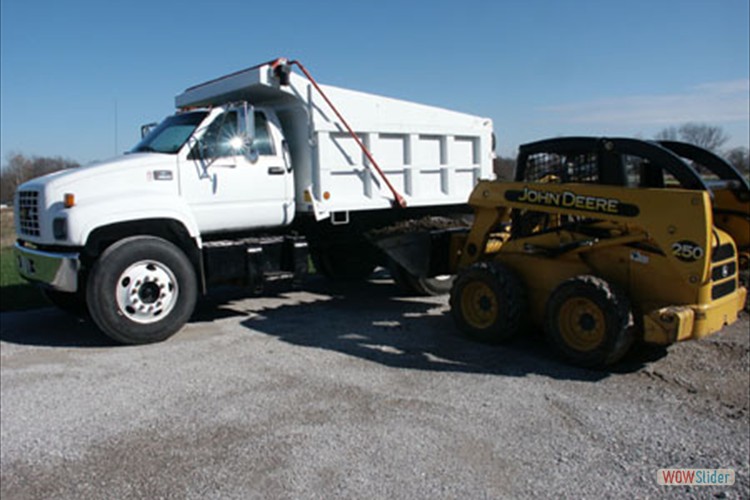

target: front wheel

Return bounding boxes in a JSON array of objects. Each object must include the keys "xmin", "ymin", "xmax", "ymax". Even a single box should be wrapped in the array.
[
  {"xmin": 86, "ymin": 236, "xmax": 197, "ymax": 344},
  {"xmin": 544, "ymin": 275, "xmax": 634, "ymax": 367}
]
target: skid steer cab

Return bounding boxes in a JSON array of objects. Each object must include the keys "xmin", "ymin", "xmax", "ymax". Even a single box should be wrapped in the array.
[{"xmin": 449, "ymin": 137, "xmax": 749, "ymax": 367}]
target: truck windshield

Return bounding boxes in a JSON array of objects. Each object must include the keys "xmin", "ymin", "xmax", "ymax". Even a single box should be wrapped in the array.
[{"xmin": 131, "ymin": 111, "xmax": 208, "ymax": 154}]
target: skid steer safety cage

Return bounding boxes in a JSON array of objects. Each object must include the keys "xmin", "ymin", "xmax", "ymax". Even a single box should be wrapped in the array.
[{"xmin": 523, "ymin": 152, "xmax": 599, "ymax": 184}]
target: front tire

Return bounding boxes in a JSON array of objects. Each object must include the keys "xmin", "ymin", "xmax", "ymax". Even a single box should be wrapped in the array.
[
  {"xmin": 86, "ymin": 236, "xmax": 197, "ymax": 344},
  {"xmin": 544, "ymin": 275, "xmax": 634, "ymax": 367}
]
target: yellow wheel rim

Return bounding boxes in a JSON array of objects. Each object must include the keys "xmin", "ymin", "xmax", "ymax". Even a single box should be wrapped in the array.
[
  {"xmin": 558, "ymin": 297, "xmax": 606, "ymax": 352},
  {"xmin": 460, "ymin": 281, "xmax": 498, "ymax": 329}
]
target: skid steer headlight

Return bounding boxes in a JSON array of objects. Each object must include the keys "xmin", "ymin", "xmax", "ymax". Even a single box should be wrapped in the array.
[{"xmin": 53, "ymin": 217, "xmax": 68, "ymax": 240}]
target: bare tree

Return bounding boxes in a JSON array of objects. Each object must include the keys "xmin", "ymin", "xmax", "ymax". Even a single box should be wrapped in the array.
[
  {"xmin": 677, "ymin": 123, "xmax": 730, "ymax": 152},
  {"xmin": 0, "ymin": 153, "xmax": 79, "ymax": 203},
  {"xmin": 493, "ymin": 156, "xmax": 516, "ymax": 181},
  {"xmin": 654, "ymin": 126, "xmax": 678, "ymax": 142},
  {"xmin": 725, "ymin": 147, "xmax": 750, "ymax": 175},
  {"xmin": 655, "ymin": 123, "xmax": 729, "ymax": 153}
]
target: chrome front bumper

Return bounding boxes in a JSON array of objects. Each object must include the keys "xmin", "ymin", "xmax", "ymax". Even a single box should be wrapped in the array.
[{"xmin": 14, "ymin": 243, "xmax": 80, "ymax": 292}]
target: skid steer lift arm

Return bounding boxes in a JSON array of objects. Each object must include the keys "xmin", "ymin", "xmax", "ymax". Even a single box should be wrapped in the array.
[{"xmin": 457, "ymin": 180, "xmax": 713, "ymax": 285}]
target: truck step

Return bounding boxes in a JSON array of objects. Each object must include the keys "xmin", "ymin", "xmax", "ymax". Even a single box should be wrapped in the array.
[{"xmin": 203, "ymin": 235, "xmax": 308, "ymax": 289}]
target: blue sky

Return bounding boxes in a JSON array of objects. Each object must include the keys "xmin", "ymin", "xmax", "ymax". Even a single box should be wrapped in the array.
[{"xmin": 1, "ymin": 0, "xmax": 748, "ymax": 163}]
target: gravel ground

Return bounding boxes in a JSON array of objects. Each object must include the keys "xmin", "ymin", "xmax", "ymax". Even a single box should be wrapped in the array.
[{"xmin": 1, "ymin": 275, "xmax": 748, "ymax": 499}]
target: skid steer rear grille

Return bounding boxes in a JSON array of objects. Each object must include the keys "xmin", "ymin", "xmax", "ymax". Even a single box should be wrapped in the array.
[
  {"xmin": 712, "ymin": 279, "xmax": 737, "ymax": 300},
  {"xmin": 712, "ymin": 243, "xmax": 734, "ymax": 262},
  {"xmin": 711, "ymin": 262, "xmax": 736, "ymax": 281}
]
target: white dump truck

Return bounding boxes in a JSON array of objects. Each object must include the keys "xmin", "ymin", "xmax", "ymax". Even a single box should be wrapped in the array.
[{"xmin": 14, "ymin": 58, "xmax": 494, "ymax": 343}]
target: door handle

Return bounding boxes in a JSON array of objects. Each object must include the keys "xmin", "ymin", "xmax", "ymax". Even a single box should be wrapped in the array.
[{"xmin": 268, "ymin": 166, "xmax": 285, "ymax": 175}]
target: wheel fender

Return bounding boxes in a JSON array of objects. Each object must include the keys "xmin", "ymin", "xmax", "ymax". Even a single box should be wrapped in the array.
[{"xmin": 67, "ymin": 192, "xmax": 201, "ymax": 246}]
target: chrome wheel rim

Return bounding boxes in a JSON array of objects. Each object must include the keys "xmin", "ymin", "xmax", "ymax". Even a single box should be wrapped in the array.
[{"xmin": 115, "ymin": 260, "xmax": 178, "ymax": 324}]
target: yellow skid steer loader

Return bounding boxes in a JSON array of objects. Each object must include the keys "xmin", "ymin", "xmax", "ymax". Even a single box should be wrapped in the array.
[{"xmin": 430, "ymin": 137, "xmax": 748, "ymax": 367}]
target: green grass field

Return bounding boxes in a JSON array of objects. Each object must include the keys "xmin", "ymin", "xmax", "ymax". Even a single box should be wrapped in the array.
[
  {"xmin": 0, "ymin": 210, "xmax": 48, "ymax": 311},
  {"xmin": 0, "ymin": 248, "xmax": 48, "ymax": 311}
]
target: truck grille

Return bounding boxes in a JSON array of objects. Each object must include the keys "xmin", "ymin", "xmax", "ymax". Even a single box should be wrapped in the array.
[{"xmin": 17, "ymin": 190, "xmax": 40, "ymax": 237}]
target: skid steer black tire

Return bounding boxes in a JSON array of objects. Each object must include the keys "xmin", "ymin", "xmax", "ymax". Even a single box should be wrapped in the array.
[
  {"xmin": 450, "ymin": 261, "xmax": 526, "ymax": 343},
  {"xmin": 545, "ymin": 275, "xmax": 634, "ymax": 368}
]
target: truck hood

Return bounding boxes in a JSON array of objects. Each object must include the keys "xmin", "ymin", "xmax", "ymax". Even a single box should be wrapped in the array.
[
  {"xmin": 15, "ymin": 153, "xmax": 183, "ymax": 245},
  {"xmin": 17, "ymin": 152, "xmax": 180, "ymax": 222},
  {"xmin": 25, "ymin": 153, "xmax": 177, "ymax": 191}
]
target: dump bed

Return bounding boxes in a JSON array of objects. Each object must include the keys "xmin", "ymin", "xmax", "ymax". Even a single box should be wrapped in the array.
[{"xmin": 175, "ymin": 61, "xmax": 494, "ymax": 216}]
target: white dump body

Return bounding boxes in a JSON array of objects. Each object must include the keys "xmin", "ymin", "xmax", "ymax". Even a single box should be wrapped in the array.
[{"xmin": 176, "ymin": 61, "xmax": 494, "ymax": 216}]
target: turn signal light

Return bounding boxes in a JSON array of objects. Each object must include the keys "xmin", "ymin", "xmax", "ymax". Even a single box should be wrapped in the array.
[{"xmin": 64, "ymin": 193, "xmax": 75, "ymax": 208}]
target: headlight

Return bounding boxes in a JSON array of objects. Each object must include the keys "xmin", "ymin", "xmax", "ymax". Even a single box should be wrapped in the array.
[{"xmin": 53, "ymin": 217, "xmax": 68, "ymax": 240}]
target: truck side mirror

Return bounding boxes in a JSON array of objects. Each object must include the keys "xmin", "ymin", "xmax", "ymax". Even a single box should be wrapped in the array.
[
  {"xmin": 140, "ymin": 122, "xmax": 158, "ymax": 139},
  {"xmin": 236, "ymin": 103, "xmax": 259, "ymax": 163},
  {"xmin": 237, "ymin": 103, "xmax": 255, "ymax": 147}
]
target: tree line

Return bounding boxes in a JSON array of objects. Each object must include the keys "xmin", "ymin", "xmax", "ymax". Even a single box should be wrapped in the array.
[
  {"xmin": 0, "ymin": 154, "xmax": 80, "ymax": 204},
  {"xmin": 654, "ymin": 123, "xmax": 749, "ymax": 176},
  {"xmin": 493, "ymin": 123, "xmax": 750, "ymax": 180},
  {"xmin": 1, "ymin": 122, "xmax": 748, "ymax": 203}
]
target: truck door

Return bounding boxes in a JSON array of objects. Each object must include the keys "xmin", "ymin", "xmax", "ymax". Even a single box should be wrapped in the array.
[{"xmin": 180, "ymin": 108, "xmax": 294, "ymax": 233}]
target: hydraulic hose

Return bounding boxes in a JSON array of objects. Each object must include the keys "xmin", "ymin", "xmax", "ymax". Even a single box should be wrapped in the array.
[{"xmin": 272, "ymin": 58, "xmax": 407, "ymax": 208}]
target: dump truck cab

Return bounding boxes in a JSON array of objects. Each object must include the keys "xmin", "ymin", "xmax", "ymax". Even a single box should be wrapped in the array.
[{"xmin": 130, "ymin": 105, "xmax": 296, "ymax": 234}]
